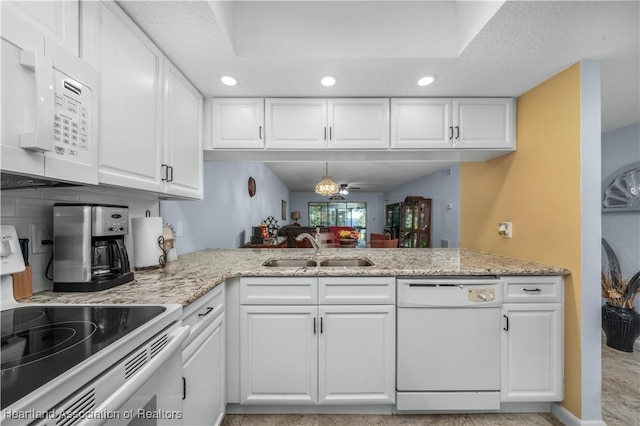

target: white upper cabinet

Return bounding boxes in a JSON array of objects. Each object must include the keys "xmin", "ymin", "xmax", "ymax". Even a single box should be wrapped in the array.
[
  {"xmin": 265, "ymin": 98, "xmax": 328, "ymax": 149},
  {"xmin": 2, "ymin": 0, "xmax": 78, "ymax": 56},
  {"xmin": 328, "ymin": 99, "xmax": 390, "ymax": 149},
  {"xmin": 207, "ymin": 98, "xmax": 264, "ymax": 149},
  {"xmin": 453, "ymin": 98, "xmax": 515, "ymax": 149},
  {"xmin": 391, "ymin": 98, "xmax": 453, "ymax": 149},
  {"xmin": 391, "ymin": 97, "xmax": 515, "ymax": 150},
  {"xmin": 81, "ymin": 0, "xmax": 164, "ymax": 192},
  {"xmin": 265, "ymin": 98, "xmax": 390, "ymax": 150},
  {"xmin": 163, "ymin": 61, "xmax": 203, "ymax": 199}
]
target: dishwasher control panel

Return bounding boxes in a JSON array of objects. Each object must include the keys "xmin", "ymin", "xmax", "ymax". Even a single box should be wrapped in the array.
[
  {"xmin": 396, "ymin": 277, "xmax": 502, "ymax": 307},
  {"xmin": 468, "ymin": 288, "xmax": 496, "ymax": 302}
]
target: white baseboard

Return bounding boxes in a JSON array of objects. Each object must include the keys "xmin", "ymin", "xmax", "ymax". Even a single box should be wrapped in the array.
[{"xmin": 551, "ymin": 403, "xmax": 606, "ymax": 426}]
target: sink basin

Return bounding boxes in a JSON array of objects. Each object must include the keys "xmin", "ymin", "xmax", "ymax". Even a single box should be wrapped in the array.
[
  {"xmin": 319, "ymin": 259, "xmax": 374, "ymax": 267},
  {"xmin": 262, "ymin": 258, "xmax": 375, "ymax": 267},
  {"xmin": 262, "ymin": 259, "xmax": 318, "ymax": 267}
]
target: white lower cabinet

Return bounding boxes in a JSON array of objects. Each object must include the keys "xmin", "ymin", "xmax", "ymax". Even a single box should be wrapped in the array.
[
  {"xmin": 241, "ymin": 305, "xmax": 318, "ymax": 404},
  {"xmin": 182, "ymin": 285, "xmax": 226, "ymax": 425},
  {"xmin": 501, "ymin": 276, "xmax": 563, "ymax": 402},
  {"xmin": 318, "ymin": 305, "xmax": 395, "ymax": 404},
  {"xmin": 239, "ymin": 277, "xmax": 395, "ymax": 406}
]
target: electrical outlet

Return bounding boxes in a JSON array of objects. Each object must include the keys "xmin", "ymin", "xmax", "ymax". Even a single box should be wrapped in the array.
[
  {"xmin": 498, "ymin": 222, "xmax": 513, "ymax": 239},
  {"xmin": 31, "ymin": 223, "xmax": 52, "ymax": 254}
]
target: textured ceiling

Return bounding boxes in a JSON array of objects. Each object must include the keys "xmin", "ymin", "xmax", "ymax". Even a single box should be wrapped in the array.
[{"xmin": 117, "ymin": 0, "xmax": 640, "ymax": 192}]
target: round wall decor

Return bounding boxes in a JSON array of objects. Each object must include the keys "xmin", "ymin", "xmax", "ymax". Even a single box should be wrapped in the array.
[{"xmin": 248, "ymin": 177, "xmax": 256, "ymax": 197}]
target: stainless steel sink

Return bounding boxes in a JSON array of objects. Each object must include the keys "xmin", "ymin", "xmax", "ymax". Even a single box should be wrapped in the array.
[
  {"xmin": 262, "ymin": 258, "xmax": 374, "ymax": 267},
  {"xmin": 319, "ymin": 258, "xmax": 374, "ymax": 267},
  {"xmin": 262, "ymin": 259, "xmax": 318, "ymax": 267}
]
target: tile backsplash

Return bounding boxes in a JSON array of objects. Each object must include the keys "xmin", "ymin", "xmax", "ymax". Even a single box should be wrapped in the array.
[{"xmin": 1, "ymin": 186, "xmax": 160, "ymax": 294}]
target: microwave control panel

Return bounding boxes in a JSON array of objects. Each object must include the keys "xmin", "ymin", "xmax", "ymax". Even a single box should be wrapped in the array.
[{"xmin": 51, "ymin": 69, "xmax": 92, "ymax": 165}]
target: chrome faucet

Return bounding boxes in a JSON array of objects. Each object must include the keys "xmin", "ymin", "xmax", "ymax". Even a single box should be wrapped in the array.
[{"xmin": 295, "ymin": 233, "xmax": 320, "ymax": 254}]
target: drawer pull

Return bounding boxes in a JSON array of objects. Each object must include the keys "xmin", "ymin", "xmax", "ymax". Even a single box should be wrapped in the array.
[
  {"xmin": 198, "ymin": 307, "xmax": 214, "ymax": 317},
  {"xmin": 522, "ymin": 288, "xmax": 542, "ymax": 293}
]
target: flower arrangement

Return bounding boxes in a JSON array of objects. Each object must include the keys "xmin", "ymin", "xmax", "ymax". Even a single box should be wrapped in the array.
[
  {"xmin": 336, "ymin": 229, "xmax": 359, "ymax": 240},
  {"xmin": 602, "ymin": 239, "xmax": 640, "ymax": 309}
]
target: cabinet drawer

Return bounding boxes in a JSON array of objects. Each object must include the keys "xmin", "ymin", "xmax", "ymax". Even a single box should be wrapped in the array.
[
  {"xmin": 502, "ymin": 276, "xmax": 562, "ymax": 303},
  {"xmin": 240, "ymin": 277, "xmax": 317, "ymax": 305},
  {"xmin": 182, "ymin": 284, "xmax": 225, "ymax": 346},
  {"xmin": 319, "ymin": 277, "xmax": 395, "ymax": 304}
]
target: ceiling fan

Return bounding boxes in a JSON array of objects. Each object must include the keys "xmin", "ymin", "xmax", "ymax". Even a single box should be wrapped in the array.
[{"xmin": 339, "ymin": 183, "xmax": 361, "ymax": 195}]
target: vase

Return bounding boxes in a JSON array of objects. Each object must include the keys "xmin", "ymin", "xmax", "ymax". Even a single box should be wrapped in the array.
[{"xmin": 601, "ymin": 304, "xmax": 640, "ymax": 352}]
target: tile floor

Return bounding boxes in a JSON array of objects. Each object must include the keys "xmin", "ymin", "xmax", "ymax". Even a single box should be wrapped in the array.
[
  {"xmin": 222, "ymin": 339, "xmax": 640, "ymax": 426},
  {"xmin": 601, "ymin": 339, "xmax": 640, "ymax": 426}
]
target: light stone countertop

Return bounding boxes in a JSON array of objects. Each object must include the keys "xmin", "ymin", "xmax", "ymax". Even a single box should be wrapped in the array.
[{"xmin": 22, "ymin": 248, "xmax": 570, "ymax": 306}]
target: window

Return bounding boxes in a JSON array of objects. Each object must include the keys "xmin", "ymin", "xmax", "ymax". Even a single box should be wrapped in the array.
[{"xmin": 308, "ymin": 202, "xmax": 367, "ymax": 243}]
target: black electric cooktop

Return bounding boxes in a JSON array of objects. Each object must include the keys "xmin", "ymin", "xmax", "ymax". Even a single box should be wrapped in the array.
[{"xmin": 0, "ymin": 305, "xmax": 166, "ymax": 410}]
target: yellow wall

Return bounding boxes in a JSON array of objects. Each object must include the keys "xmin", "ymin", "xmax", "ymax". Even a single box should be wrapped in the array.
[{"xmin": 460, "ymin": 63, "xmax": 583, "ymax": 416}]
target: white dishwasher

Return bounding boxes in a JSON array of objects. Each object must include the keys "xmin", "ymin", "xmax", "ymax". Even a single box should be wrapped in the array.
[{"xmin": 396, "ymin": 277, "xmax": 502, "ymax": 411}]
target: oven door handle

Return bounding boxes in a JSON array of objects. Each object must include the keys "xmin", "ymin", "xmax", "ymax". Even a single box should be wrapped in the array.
[{"xmin": 85, "ymin": 325, "xmax": 190, "ymax": 425}]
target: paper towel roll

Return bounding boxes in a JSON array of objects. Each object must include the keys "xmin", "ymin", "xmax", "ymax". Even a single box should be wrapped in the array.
[{"xmin": 132, "ymin": 217, "xmax": 163, "ymax": 269}]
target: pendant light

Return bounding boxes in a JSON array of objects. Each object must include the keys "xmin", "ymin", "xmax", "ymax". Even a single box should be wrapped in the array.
[{"xmin": 315, "ymin": 162, "xmax": 339, "ymax": 196}]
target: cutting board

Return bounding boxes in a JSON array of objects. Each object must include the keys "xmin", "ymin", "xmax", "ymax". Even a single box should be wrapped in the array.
[{"xmin": 12, "ymin": 265, "xmax": 33, "ymax": 300}]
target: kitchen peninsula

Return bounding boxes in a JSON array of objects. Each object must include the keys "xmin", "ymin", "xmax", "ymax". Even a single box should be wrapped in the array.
[
  {"xmin": 17, "ymin": 248, "xmax": 569, "ymax": 422},
  {"xmin": 23, "ymin": 248, "xmax": 568, "ymax": 306}
]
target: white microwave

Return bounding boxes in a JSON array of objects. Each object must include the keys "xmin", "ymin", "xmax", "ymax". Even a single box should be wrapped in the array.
[{"xmin": 1, "ymin": 7, "xmax": 99, "ymax": 185}]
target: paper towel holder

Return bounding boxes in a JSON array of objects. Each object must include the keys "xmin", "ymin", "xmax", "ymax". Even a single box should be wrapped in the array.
[{"xmin": 158, "ymin": 236, "xmax": 167, "ymax": 268}]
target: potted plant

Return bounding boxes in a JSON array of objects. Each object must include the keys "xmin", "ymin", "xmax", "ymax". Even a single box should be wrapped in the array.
[{"xmin": 601, "ymin": 239, "xmax": 640, "ymax": 352}]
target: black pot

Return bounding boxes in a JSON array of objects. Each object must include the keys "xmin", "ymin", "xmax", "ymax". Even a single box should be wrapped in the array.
[{"xmin": 602, "ymin": 304, "xmax": 640, "ymax": 352}]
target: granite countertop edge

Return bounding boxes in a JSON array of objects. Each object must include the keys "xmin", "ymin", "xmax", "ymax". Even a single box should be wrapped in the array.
[{"xmin": 21, "ymin": 248, "xmax": 571, "ymax": 307}]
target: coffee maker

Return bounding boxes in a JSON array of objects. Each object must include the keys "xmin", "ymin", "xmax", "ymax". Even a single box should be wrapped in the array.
[{"xmin": 53, "ymin": 204, "xmax": 134, "ymax": 291}]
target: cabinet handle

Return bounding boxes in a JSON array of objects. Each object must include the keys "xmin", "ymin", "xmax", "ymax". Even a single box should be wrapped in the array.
[
  {"xmin": 182, "ymin": 377, "xmax": 186, "ymax": 400},
  {"xmin": 259, "ymin": 126, "xmax": 262, "ymax": 140},
  {"xmin": 329, "ymin": 127, "xmax": 332, "ymax": 142},
  {"xmin": 449, "ymin": 126, "xmax": 454, "ymax": 140},
  {"xmin": 161, "ymin": 164, "xmax": 169, "ymax": 182},
  {"xmin": 503, "ymin": 314, "xmax": 509, "ymax": 331},
  {"xmin": 320, "ymin": 317, "xmax": 323, "ymax": 334},
  {"xmin": 523, "ymin": 288, "xmax": 542, "ymax": 292},
  {"xmin": 198, "ymin": 307, "xmax": 214, "ymax": 317},
  {"xmin": 455, "ymin": 125, "xmax": 460, "ymax": 140},
  {"xmin": 324, "ymin": 127, "xmax": 327, "ymax": 141},
  {"xmin": 168, "ymin": 165, "xmax": 174, "ymax": 182},
  {"xmin": 313, "ymin": 317, "xmax": 316, "ymax": 334}
]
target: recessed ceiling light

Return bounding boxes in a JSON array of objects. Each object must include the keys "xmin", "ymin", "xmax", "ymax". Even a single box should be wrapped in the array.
[
  {"xmin": 418, "ymin": 75, "xmax": 436, "ymax": 86},
  {"xmin": 221, "ymin": 76, "xmax": 237, "ymax": 86},
  {"xmin": 321, "ymin": 76, "xmax": 337, "ymax": 87}
]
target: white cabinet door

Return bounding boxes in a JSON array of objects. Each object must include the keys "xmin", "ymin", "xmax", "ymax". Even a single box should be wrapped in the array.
[
  {"xmin": 208, "ymin": 98, "xmax": 264, "ymax": 149},
  {"xmin": 328, "ymin": 99, "xmax": 390, "ymax": 149},
  {"xmin": 183, "ymin": 314, "xmax": 225, "ymax": 426},
  {"xmin": 81, "ymin": 0, "xmax": 164, "ymax": 192},
  {"xmin": 240, "ymin": 305, "xmax": 318, "ymax": 404},
  {"xmin": 265, "ymin": 98, "xmax": 327, "ymax": 149},
  {"xmin": 318, "ymin": 305, "xmax": 395, "ymax": 405},
  {"xmin": 390, "ymin": 98, "xmax": 453, "ymax": 149},
  {"xmin": 453, "ymin": 98, "xmax": 515, "ymax": 149},
  {"xmin": 1, "ymin": 0, "xmax": 78, "ymax": 56},
  {"xmin": 163, "ymin": 61, "xmax": 203, "ymax": 199},
  {"xmin": 501, "ymin": 303, "xmax": 563, "ymax": 402}
]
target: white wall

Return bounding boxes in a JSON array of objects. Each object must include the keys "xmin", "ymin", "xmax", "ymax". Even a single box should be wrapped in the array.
[
  {"xmin": 384, "ymin": 164, "xmax": 460, "ymax": 247},
  {"xmin": 601, "ymin": 123, "xmax": 640, "ymax": 278},
  {"xmin": 160, "ymin": 162, "xmax": 290, "ymax": 252},
  {"xmin": 1, "ymin": 186, "xmax": 159, "ymax": 293},
  {"xmin": 289, "ymin": 191, "xmax": 385, "ymax": 235}
]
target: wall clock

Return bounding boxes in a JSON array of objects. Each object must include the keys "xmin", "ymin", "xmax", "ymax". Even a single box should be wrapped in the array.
[{"xmin": 248, "ymin": 177, "xmax": 256, "ymax": 197}]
